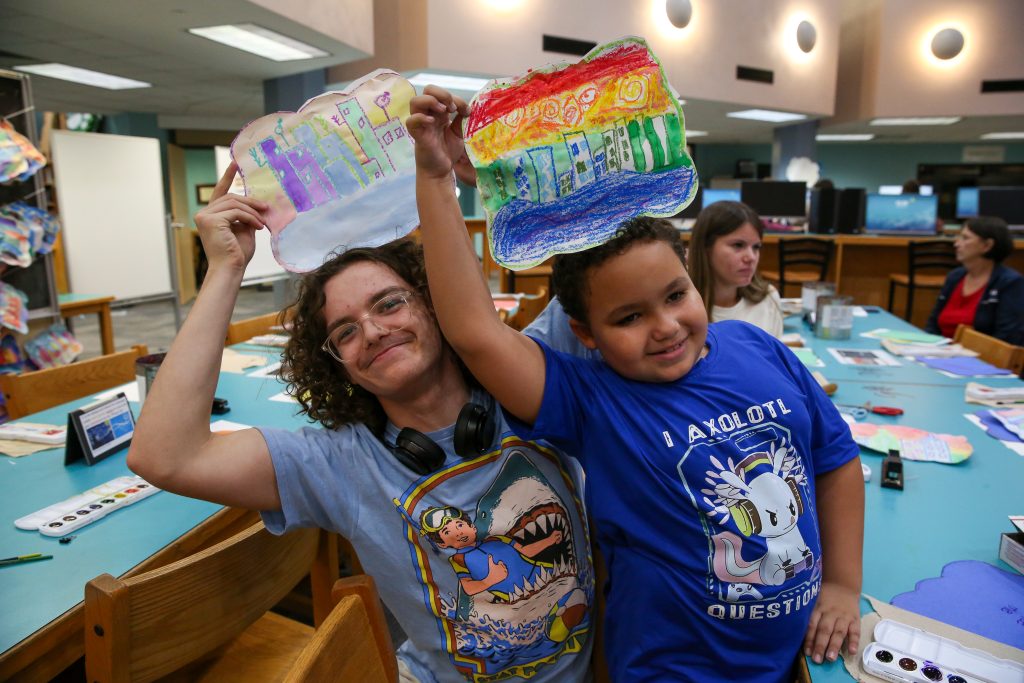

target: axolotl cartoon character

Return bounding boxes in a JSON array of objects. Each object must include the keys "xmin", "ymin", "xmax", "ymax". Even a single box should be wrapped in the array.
[{"xmin": 702, "ymin": 439, "xmax": 815, "ymax": 587}]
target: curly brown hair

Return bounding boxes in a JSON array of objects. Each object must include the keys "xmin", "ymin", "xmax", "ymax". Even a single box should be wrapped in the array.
[
  {"xmin": 281, "ymin": 238, "xmax": 449, "ymax": 434},
  {"xmin": 552, "ymin": 216, "xmax": 687, "ymax": 324}
]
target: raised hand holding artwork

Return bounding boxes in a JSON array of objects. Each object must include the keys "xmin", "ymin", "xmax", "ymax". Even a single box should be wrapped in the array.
[{"xmin": 231, "ymin": 69, "xmax": 419, "ymax": 272}]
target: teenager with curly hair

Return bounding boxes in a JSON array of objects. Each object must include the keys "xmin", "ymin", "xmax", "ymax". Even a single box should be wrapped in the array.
[{"xmin": 128, "ymin": 164, "xmax": 595, "ymax": 683}]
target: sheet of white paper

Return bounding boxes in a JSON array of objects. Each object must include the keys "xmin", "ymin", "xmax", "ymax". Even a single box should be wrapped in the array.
[
  {"xmin": 269, "ymin": 391, "xmax": 298, "ymax": 403},
  {"xmin": 827, "ymin": 348, "xmax": 901, "ymax": 367},
  {"xmin": 95, "ymin": 381, "xmax": 140, "ymax": 403},
  {"xmin": 209, "ymin": 419, "xmax": 251, "ymax": 433}
]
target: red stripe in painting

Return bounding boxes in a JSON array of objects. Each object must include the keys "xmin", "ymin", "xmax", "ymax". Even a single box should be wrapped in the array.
[{"xmin": 466, "ymin": 42, "xmax": 658, "ymax": 136}]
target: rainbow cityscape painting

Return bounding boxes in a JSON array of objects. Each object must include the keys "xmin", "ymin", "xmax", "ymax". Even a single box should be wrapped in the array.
[
  {"xmin": 465, "ymin": 37, "xmax": 698, "ymax": 269},
  {"xmin": 232, "ymin": 70, "xmax": 418, "ymax": 272}
]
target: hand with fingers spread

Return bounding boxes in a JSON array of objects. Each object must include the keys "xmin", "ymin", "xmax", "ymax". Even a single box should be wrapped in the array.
[
  {"xmin": 193, "ymin": 161, "xmax": 269, "ymax": 274},
  {"xmin": 406, "ymin": 85, "xmax": 471, "ymax": 181},
  {"xmin": 803, "ymin": 581, "xmax": 861, "ymax": 664}
]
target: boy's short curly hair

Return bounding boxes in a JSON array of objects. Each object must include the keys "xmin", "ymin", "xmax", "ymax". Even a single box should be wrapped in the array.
[
  {"xmin": 281, "ymin": 239, "xmax": 431, "ymax": 434},
  {"xmin": 551, "ymin": 216, "xmax": 687, "ymax": 324}
]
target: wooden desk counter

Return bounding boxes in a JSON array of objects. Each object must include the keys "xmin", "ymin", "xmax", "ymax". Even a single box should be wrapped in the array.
[{"xmin": 756, "ymin": 234, "xmax": 1024, "ymax": 329}]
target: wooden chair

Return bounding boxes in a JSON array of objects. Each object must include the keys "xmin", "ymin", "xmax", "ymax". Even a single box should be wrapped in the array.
[
  {"xmin": 226, "ymin": 310, "xmax": 290, "ymax": 346},
  {"xmin": 887, "ymin": 240, "xmax": 957, "ymax": 321},
  {"xmin": 954, "ymin": 324, "xmax": 1024, "ymax": 374},
  {"xmin": 283, "ymin": 575, "xmax": 397, "ymax": 683},
  {"xmin": 0, "ymin": 344, "xmax": 147, "ymax": 419},
  {"xmin": 761, "ymin": 238, "xmax": 835, "ymax": 298},
  {"xmin": 466, "ymin": 218, "xmax": 498, "ymax": 283},
  {"xmin": 500, "ymin": 263, "xmax": 553, "ymax": 297},
  {"xmin": 506, "ymin": 288, "xmax": 549, "ymax": 331},
  {"xmin": 84, "ymin": 522, "xmax": 339, "ymax": 683}
]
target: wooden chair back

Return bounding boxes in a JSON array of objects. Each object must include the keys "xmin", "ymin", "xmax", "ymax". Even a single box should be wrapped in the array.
[
  {"xmin": 507, "ymin": 288, "xmax": 549, "ymax": 331},
  {"xmin": 84, "ymin": 523, "xmax": 327, "ymax": 683},
  {"xmin": 283, "ymin": 575, "xmax": 397, "ymax": 683},
  {"xmin": 0, "ymin": 344, "xmax": 148, "ymax": 419},
  {"xmin": 226, "ymin": 310, "xmax": 289, "ymax": 346},
  {"xmin": 776, "ymin": 238, "xmax": 834, "ymax": 294},
  {"xmin": 466, "ymin": 218, "xmax": 498, "ymax": 282},
  {"xmin": 954, "ymin": 324, "xmax": 1024, "ymax": 374},
  {"xmin": 907, "ymin": 239, "xmax": 957, "ymax": 277}
]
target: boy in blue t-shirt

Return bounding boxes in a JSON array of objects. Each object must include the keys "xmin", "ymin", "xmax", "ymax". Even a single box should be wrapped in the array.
[{"xmin": 407, "ymin": 86, "xmax": 864, "ymax": 683}]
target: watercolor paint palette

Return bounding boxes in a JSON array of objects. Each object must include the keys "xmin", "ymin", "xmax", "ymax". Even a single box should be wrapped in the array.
[
  {"xmin": 862, "ymin": 619, "xmax": 1024, "ymax": 683},
  {"xmin": 14, "ymin": 475, "xmax": 160, "ymax": 537}
]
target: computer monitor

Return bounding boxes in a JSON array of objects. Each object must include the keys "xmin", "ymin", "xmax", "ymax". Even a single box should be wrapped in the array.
[
  {"xmin": 878, "ymin": 185, "xmax": 902, "ymax": 195},
  {"xmin": 740, "ymin": 181, "xmax": 807, "ymax": 217},
  {"xmin": 864, "ymin": 194, "xmax": 938, "ymax": 235},
  {"xmin": 702, "ymin": 188, "xmax": 740, "ymax": 207},
  {"xmin": 978, "ymin": 187, "xmax": 1024, "ymax": 227},
  {"xmin": 920, "ymin": 184, "xmax": 934, "ymax": 196},
  {"xmin": 956, "ymin": 187, "xmax": 979, "ymax": 218}
]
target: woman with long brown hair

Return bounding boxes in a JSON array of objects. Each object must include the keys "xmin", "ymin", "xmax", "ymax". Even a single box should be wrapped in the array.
[{"xmin": 687, "ymin": 200, "xmax": 784, "ymax": 337}]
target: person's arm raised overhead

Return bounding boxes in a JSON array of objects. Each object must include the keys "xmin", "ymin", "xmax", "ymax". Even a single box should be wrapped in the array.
[
  {"xmin": 127, "ymin": 163, "xmax": 281, "ymax": 510},
  {"xmin": 406, "ymin": 85, "xmax": 545, "ymax": 425}
]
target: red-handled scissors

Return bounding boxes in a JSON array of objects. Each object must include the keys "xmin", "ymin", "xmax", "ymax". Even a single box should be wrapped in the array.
[{"xmin": 835, "ymin": 402, "xmax": 903, "ymax": 419}]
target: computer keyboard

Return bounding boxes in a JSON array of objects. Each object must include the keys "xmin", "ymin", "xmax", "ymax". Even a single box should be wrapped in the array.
[{"xmin": 14, "ymin": 475, "xmax": 160, "ymax": 537}]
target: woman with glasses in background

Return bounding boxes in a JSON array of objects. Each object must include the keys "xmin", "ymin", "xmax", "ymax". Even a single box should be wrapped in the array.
[
  {"xmin": 925, "ymin": 216, "xmax": 1023, "ymax": 346},
  {"xmin": 128, "ymin": 164, "xmax": 595, "ymax": 683}
]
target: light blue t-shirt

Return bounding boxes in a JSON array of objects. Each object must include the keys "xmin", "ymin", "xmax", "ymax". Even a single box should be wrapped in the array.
[
  {"xmin": 507, "ymin": 320, "xmax": 861, "ymax": 683},
  {"xmin": 259, "ymin": 310, "xmax": 595, "ymax": 683}
]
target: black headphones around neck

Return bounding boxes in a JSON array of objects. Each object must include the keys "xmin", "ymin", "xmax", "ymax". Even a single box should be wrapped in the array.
[{"xmin": 391, "ymin": 401, "xmax": 496, "ymax": 476}]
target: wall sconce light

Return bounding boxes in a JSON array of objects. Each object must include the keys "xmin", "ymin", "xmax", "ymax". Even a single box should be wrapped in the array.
[
  {"xmin": 665, "ymin": 0, "xmax": 693, "ymax": 29},
  {"xmin": 796, "ymin": 20, "xmax": 817, "ymax": 53},
  {"xmin": 931, "ymin": 27, "xmax": 964, "ymax": 60}
]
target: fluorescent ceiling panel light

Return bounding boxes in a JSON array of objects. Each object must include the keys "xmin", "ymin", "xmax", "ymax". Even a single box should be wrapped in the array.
[
  {"xmin": 726, "ymin": 109, "xmax": 807, "ymax": 123},
  {"xmin": 188, "ymin": 24, "xmax": 328, "ymax": 61},
  {"xmin": 408, "ymin": 72, "xmax": 490, "ymax": 92},
  {"xmin": 686, "ymin": 130, "xmax": 708, "ymax": 137},
  {"xmin": 14, "ymin": 63, "xmax": 150, "ymax": 90},
  {"xmin": 816, "ymin": 133, "xmax": 875, "ymax": 141},
  {"xmin": 870, "ymin": 117, "xmax": 961, "ymax": 126},
  {"xmin": 981, "ymin": 131, "xmax": 1024, "ymax": 140}
]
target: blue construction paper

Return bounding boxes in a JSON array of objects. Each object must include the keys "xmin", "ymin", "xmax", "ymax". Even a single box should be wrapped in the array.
[
  {"xmin": 919, "ymin": 356, "xmax": 1014, "ymax": 376},
  {"xmin": 890, "ymin": 560, "xmax": 1024, "ymax": 649},
  {"xmin": 975, "ymin": 410, "xmax": 1024, "ymax": 443}
]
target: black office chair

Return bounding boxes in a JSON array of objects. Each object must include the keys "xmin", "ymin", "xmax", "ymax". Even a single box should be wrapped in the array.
[
  {"xmin": 887, "ymin": 240, "xmax": 957, "ymax": 321},
  {"xmin": 761, "ymin": 238, "xmax": 835, "ymax": 298}
]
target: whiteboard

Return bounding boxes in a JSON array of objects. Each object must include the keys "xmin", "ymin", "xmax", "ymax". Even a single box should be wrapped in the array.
[
  {"xmin": 215, "ymin": 146, "xmax": 287, "ymax": 283},
  {"xmin": 51, "ymin": 130, "xmax": 172, "ymax": 300}
]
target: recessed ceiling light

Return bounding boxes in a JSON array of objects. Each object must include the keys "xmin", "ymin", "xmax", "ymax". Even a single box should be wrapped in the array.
[
  {"xmin": 407, "ymin": 72, "xmax": 491, "ymax": 92},
  {"xmin": 870, "ymin": 117, "xmax": 961, "ymax": 126},
  {"xmin": 188, "ymin": 24, "xmax": 328, "ymax": 61},
  {"xmin": 14, "ymin": 63, "xmax": 151, "ymax": 90},
  {"xmin": 726, "ymin": 109, "xmax": 807, "ymax": 123},
  {"xmin": 980, "ymin": 131, "xmax": 1024, "ymax": 140},
  {"xmin": 686, "ymin": 130, "xmax": 708, "ymax": 137},
  {"xmin": 816, "ymin": 134, "xmax": 875, "ymax": 141}
]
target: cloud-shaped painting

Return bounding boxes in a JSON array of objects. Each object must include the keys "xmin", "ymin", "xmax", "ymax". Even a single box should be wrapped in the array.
[
  {"xmin": 232, "ymin": 69, "xmax": 418, "ymax": 272},
  {"xmin": 465, "ymin": 36, "xmax": 698, "ymax": 270}
]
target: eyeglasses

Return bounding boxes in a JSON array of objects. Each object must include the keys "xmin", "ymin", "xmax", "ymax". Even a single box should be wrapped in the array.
[
  {"xmin": 321, "ymin": 290, "xmax": 415, "ymax": 363},
  {"xmin": 419, "ymin": 506, "xmax": 465, "ymax": 534}
]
